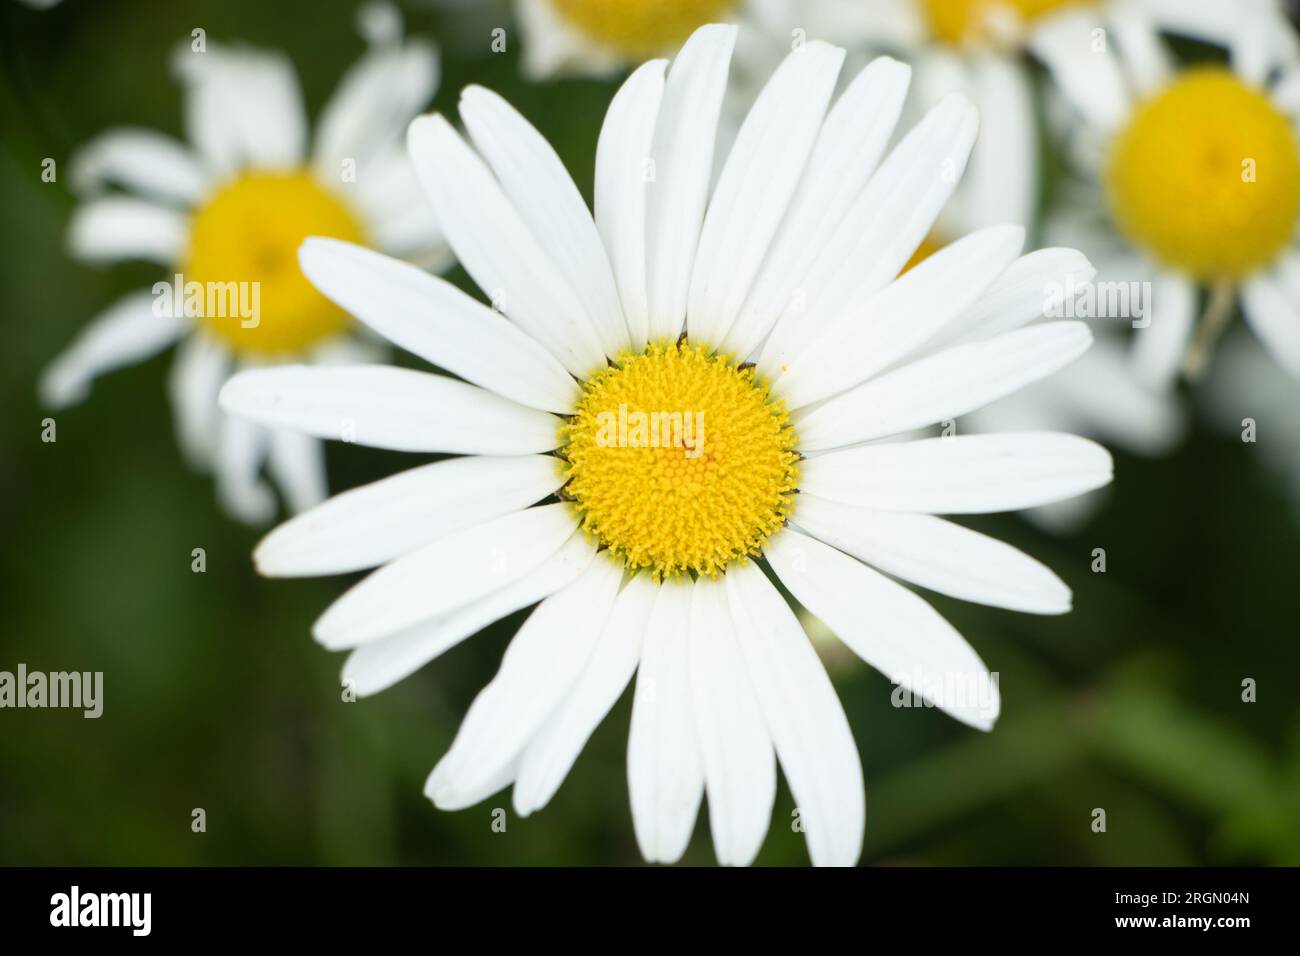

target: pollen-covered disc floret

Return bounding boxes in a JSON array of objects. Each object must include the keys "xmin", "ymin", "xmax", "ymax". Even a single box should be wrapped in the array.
[
  {"xmin": 185, "ymin": 172, "xmax": 367, "ymax": 355},
  {"xmin": 1106, "ymin": 67, "xmax": 1300, "ymax": 281},
  {"xmin": 560, "ymin": 340, "xmax": 799, "ymax": 580},
  {"xmin": 551, "ymin": 0, "xmax": 737, "ymax": 59},
  {"xmin": 920, "ymin": 0, "xmax": 1089, "ymax": 46}
]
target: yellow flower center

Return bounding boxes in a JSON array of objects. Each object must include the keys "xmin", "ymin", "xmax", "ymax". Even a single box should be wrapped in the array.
[
  {"xmin": 1106, "ymin": 68, "xmax": 1300, "ymax": 281},
  {"xmin": 183, "ymin": 172, "xmax": 366, "ymax": 355},
  {"xmin": 550, "ymin": 0, "xmax": 737, "ymax": 59},
  {"xmin": 560, "ymin": 340, "xmax": 799, "ymax": 580},
  {"xmin": 920, "ymin": 0, "xmax": 1088, "ymax": 47}
]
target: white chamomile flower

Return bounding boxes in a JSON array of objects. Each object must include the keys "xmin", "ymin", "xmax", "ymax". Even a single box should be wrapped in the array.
[
  {"xmin": 1033, "ymin": 3, "xmax": 1300, "ymax": 386},
  {"xmin": 221, "ymin": 24, "xmax": 1112, "ymax": 866},
  {"xmin": 40, "ymin": 4, "xmax": 446, "ymax": 524}
]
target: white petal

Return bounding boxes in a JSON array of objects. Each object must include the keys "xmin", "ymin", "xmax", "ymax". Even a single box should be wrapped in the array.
[
  {"xmin": 723, "ymin": 560, "xmax": 863, "ymax": 867},
  {"xmin": 765, "ymin": 528, "xmax": 1001, "ymax": 731},
  {"xmin": 256, "ymin": 455, "xmax": 563, "ymax": 577},
  {"xmin": 214, "ymin": 413, "xmax": 276, "ymax": 525},
  {"xmin": 643, "ymin": 24, "xmax": 738, "ymax": 342},
  {"xmin": 627, "ymin": 578, "xmax": 704, "ymax": 864},
  {"xmin": 41, "ymin": 290, "xmax": 187, "ymax": 408},
  {"xmin": 595, "ymin": 60, "xmax": 667, "ymax": 347},
  {"xmin": 406, "ymin": 113, "xmax": 606, "ymax": 376},
  {"xmin": 793, "ymin": 495, "xmax": 1071, "ymax": 614},
  {"xmin": 513, "ymin": 573, "xmax": 656, "ymax": 816},
  {"xmin": 460, "ymin": 85, "xmax": 629, "ymax": 358},
  {"xmin": 266, "ymin": 429, "xmax": 327, "ymax": 514},
  {"xmin": 800, "ymin": 432, "xmax": 1114, "ymax": 514},
  {"xmin": 218, "ymin": 365, "xmax": 561, "ymax": 454},
  {"xmin": 425, "ymin": 554, "xmax": 623, "ymax": 809},
  {"xmin": 70, "ymin": 128, "xmax": 208, "ymax": 205},
  {"xmin": 688, "ymin": 578, "xmax": 775, "ymax": 867},
  {"xmin": 175, "ymin": 43, "xmax": 307, "ymax": 173},
  {"xmin": 67, "ymin": 198, "xmax": 188, "ymax": 266},
  {"xmin": 298, "ymin": 238, "xmax": 577, "ymax": 413},
  {"xmin": 342, "ymin": 531, "xmax": 596, "ymax": 697},
  {"xmin": 313, "ymin": 502, "xmax": 578, "ymax": 648},
  {"xmin": 1110, "ymin": 7, "xmax": 1172, "ymax": 95},
  {"xmin": 1242, "ymin": 269, "xmax": 1300, "ymax": 379},
  {"xmin": 312, "ymin": 36, "xmax": 439, "ymax": 179},
  {"xmin": 347, "ymin": 146, "xmax": 446, "ymax": 263},
  {"xmin": 952, "ymin": 54, "xmax": 1037, "ymax": 232},
  {"xmin": 1131, "ymin": 270, "xmax": 1196, "ymax": 390},
  {"xmin": 721, "ymin": 55, "xmax": 911, "ymax": 360},
  {"xmin": 796, "ymin": 321, "xmax": 1094, "ymax": 450},
  {"xmin": 758, "ymin": 93, "xmax": 979, "ymax": 379},
  {"xmin": 167, "ymin": 331, "xmax": 229, "ymax": 469},
  {"xmin": 1029, "ymin": 10, "xmax": 1131, "ymax": 131},
  {"xmin": 938, "ymin": 247, "xmax": 1097, "ymax": 347},
  {"xmin": 686, "ymin": 41, "xmax": 844, "ymax": 347},
  {"xmin": 773, "ymin": 225, "xmax": 1025, "ymax": 409}
]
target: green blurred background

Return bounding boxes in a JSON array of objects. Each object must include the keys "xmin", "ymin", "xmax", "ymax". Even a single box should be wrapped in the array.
[{"xmin": 1, "ymin": 0, "xmax": 1297, "ymax": 866}]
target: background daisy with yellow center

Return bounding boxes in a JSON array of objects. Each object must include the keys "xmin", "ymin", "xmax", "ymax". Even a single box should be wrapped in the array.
[
  {"xmin": 1032, "ymin": 1, "xmax": 1300, "ymax": 387},
  {"xmin": 40, "ymin": 3, "xmax": 447, "ymax": 523},
  {"xmin": 221, "ymin": 24, "xmax": 1113, "ymax": 866}
]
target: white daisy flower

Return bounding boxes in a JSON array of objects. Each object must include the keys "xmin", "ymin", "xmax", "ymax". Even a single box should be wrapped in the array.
[
  {"xmin": 40, "ymin": 4, "xmax": 446, "ymax": 523},
  {"xmin": 220, "ymin": 24, "xmax": 1112, "ymax": 866},
  {"xmin": 1032, "ymin": 3, "xmax": 1300, "ymax": 386},
  {"xmin": 514, "ymin": 0, "xmax": 887, "ymax": 80}
]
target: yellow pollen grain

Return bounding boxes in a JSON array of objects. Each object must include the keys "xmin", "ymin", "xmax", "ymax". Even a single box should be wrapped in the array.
[
  {"xmin": 1105, "ymin": 68, "xmax": 1300, "ymax": 281},
  {"xmin": 920, "ymin": 0, "xmax": 1090, "ymax": 46},
  {"xmin": 560, "ymin": 340, "xmax": 799, "ymax": 580},
  {"xmin": 183, "ymin": 172, "xmax": 366, "ymax": 356},
  {"xmin": 551, "ymin": 0, "xmax": 737, "ymax": 59}
]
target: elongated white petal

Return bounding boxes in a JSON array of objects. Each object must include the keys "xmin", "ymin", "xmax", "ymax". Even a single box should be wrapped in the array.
[
  {"xmin": 1030, "ymin": 10, "xmax": 1131, "ymax": 131},
  {"xmin": 406, "ymin": 113, "xmax": 606, "ymax": 376},
  {"xmin": 41, "ymin": 290, "xmax": 188, "ymax": 409},
  {"xmin": 628, "ymin": 579, "xmax": 703, "ymax": 863},
  {"xmin": 939, "ymin": 247, "xmax": 1097, "ymax": 347},
  {"xmin": 514, "ymin": 574, "xmax": 656, "ymax": 816},
  {"xmin": 595, "ymin": 60, "xmax": 667, "ymax": 346},
  {"xmin": 256, "ymin": 455, "xmax": 562, "ymax": 577},
  {"xmin": 214, "ymin": 413, "xmax": 275, "ymax": 525},
  {"xmin": 766, "ymin": 528, "xmax": 1000, "ymax": 731},
  {"xmin": 298, "ymin": 239, "xmax": 577, "ymax": 413},
  {"xmin": 686, "ymin": 41, "xmax": 844, "ymax": 347},
  {"xmin": 644, "ymin": 24, "xmax": 738, "ymax": 341},
  {"xmin": 425, "ymin": 554, "xmax": 623, "ymax": 809},
  {"xmin": 266, "ymin": 429, "xmax": 327, "ymax": 514},
  {"xmin": 800, "ymin": 432, "xmax": 1114, "ymax": 514},
  {"xmin": 67, "ymin": 198, "xmax": 188, "ymax": 266},
  {"xmin": 1132, "ymin": 270, "xmax": 1196, "ymax": 390},
  {"xmin": 794, "ymin": 495, "xmax": 1071, "ymax": 614},
  {"xmin": 954, "ymin": 54, "xmax": 1037, "ymax": 232},
  {"xmin": 774, "ymin": 225, "xmax": 1024, "ymax": 408},
  {"xmin": 167, "ymin": 331, "xmax": 229, "ymax": 469},
  {"xmin": 722, "ymin": 56, "xmax": 911, "ymax": 359},
  {"xmin": 313, "ymin": 37, "xmax": 439, "ymax": 178},
  {"xmin": 796, "ymin": 321, "xmax": 1093, "ymax": 450},
  {"xmin": 758, "ymin": 93, "xmax": 978, "ymax": 379},
  {"xmin": 342, "ymin": 532, "xmax": 596, "ymax": 696},
  {"xmin": 460, "ymin": 85, "xmax": 629, "ymax": 358},
  {"xmin": 71, "ymin": 128, "xmax": 208, "ymax": 204},
  {"xmin": 689, "ymin": 578, "xmax": 775, "ymax": 867},
  {"xmin": 175, "ymin": 44, "xmax": 307, "ymax": 173},
  {"xmin": 1242, "ymin": 269, "xmax": 1300, "ymax": 379},
  {"xmin": 218, "ymin": 365, "xmax": 561, "ymax": 454},
  {"xmin": 313, "ymin": 502, "xmax": 578, "ymax": 648},
  {"xmin": 724, "ymin": 560, "xmax": 863, "ymax": 867}
]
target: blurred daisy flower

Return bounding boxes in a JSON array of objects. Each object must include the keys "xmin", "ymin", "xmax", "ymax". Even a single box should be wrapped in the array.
[
  {"xmin": 514, "ymin": 0, "xmax": 880, "ymax": 80},
  {"xmin": 41, "ymin": 3, "xmax": 446, "ymax": 523},
  {"xmin": 1033, "ymin": 2, "xmax": 1300, "ymax": 386},
  {"xmin": 221, "ymin": 24, "xmax": 1111, "ymax": 866}
]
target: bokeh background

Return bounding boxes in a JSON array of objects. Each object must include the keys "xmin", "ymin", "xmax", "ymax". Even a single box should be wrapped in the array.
[{"xmin": 1, "ymin": 0, "xmax": 1297, "ymax": 866}]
